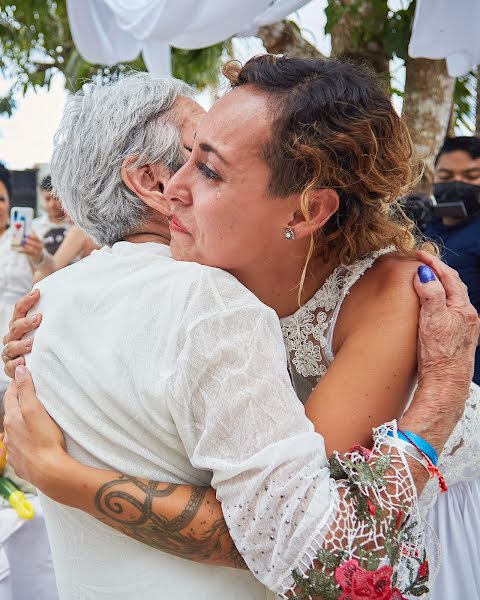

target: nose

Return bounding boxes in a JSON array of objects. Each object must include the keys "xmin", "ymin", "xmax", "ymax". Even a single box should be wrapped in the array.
[{"xmin": 164, "ymin": 161, "xmax": 193, "ymax": 212}]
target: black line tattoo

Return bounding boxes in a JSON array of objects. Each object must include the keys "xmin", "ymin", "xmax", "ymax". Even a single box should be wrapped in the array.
[{"xmin": 94, "ymin": 475, "xmax": 246, "ymax": 568}]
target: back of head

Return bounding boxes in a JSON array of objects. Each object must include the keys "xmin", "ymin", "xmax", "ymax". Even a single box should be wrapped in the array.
[
  {"xmin": 224, "ymin": 55, "xmax": 423, "ymax": 264},
  {"xmin": 51, "ymin": 72, "xmax": 193, "ymax": 245},
  {"xmin": 0, "ymin": 162, "xmax": 12, "ymax": 200}
]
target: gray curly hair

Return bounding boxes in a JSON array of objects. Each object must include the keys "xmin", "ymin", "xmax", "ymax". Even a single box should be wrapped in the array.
[{"xmin": 50, "ymin": 71, "xmax": 193, "ymax": 245}]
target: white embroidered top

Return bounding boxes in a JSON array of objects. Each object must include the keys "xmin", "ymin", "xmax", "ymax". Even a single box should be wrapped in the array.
[
  {"xmin": 280, "ymin": 248, "xmax": 480, "ymax": 517},
  {"xmin": 27, "ymin": 242, "xmax": 423, "ymax": 599}
]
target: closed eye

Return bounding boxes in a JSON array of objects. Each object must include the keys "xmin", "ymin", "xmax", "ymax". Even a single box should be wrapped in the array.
[{"xmin": 195, "ymin": 160, "xmax": 220, "ymax": 181}]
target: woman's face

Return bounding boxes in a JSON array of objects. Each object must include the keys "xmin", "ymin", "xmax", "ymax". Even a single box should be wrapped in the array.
[
  {"xmin": 165, "ymin": 87, "xmax": 298, "ymax": 273},
  {"xmin": 0, "ymin": 181, "xmax": 10, "ymax": 231}
]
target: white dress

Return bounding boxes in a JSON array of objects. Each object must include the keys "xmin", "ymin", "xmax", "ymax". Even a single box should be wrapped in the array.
[
  {"xmin": 281, "ymin": 249, "xmax": 480, "ymax": 600},
  {"xmin": 27, "ymin": 241, "xmax": 425, "ymax": 599},
  {"xmin": 0, "ymin": 228, "xmax": 34, "ymax": 394}
]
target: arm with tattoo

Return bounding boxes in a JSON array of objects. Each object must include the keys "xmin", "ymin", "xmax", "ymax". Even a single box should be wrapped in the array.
[{"xmin": 41, "ymin": 454, "xmax": 245, "ymax": 568}]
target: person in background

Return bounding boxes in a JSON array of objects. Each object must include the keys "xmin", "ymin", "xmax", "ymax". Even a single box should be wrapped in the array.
[
  {"xmin": 401, "ymin": 193, "xmax": 434, "ymax": 233},
  {"xmin": 34, "ymin": 225, "xmax": 100, "ymax": 282},
  {"xmin": 0, "ymin": 164, "xmax": 57, "ymax": 600},
  {"xmin": 425, "ymin": 136, "xmax": 480, "ymax": 385},
  {"xmin": 32, "ymin": 175, "xmax": 71, "ymax": 255},
  {"xmin": 0, "ymin": 162, "xmax": 44, "ymax": 399}
]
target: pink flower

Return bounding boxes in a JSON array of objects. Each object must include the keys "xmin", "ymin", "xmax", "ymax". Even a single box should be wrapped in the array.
[
  {"xmin": 335, "ymin": 559, "xmax": 406, "ymax": 600},
  {"xmin": 349, "ymin": 445, "xmax": 373, "ymax": 460}
]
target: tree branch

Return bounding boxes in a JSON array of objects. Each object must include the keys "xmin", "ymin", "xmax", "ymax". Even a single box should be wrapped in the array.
[{"xmin": 256, "ymin": 20, "xmax": 324, "ymax": 59}]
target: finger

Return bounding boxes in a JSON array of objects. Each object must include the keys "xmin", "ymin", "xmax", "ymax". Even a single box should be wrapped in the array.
[
  {"xmin": 26, "ymin": 233, "xmax": 41, "ymax": 243},
  {"xmin": 23, "ymin": 238, "xmax": 42, "ymax": 250},
  {"xmin": 2, "ymin": 338, "xmax": 33, "ymax": 364},
  {"xmin": 5, "ymin": 357, "xmax": 25, "ymax": 380},
  {"xmin": 5, "ymin": 290, "xmax": 40, "ymax": 341},
  {"xmin": 413, "ymin": 265, "xmax": 447, "ymax": 310},
  {"xmin": 4, "ymin": 313, "xmax": 42, "ymax": 345},
  {"xmin": 3, "ymin": 380, "xmax": 20, "ymax": 419},
  {"xmin": 416, "ymin": 251, "xmax": 465, "ymax": 305},
  {"xmin": 14, "ymin": 366, "xmax": 40, "ymax": 422}
]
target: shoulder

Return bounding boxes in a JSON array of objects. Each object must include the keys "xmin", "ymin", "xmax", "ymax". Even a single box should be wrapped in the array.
[
  {"xmin": 181, "ymin": 261, "xmax": 272, "ymax": 317},
  {"xmin": 335, "ymin": 252, "xmax": 422, "ymax": 345}
]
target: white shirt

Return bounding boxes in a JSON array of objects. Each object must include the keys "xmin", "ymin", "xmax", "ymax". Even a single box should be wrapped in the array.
[
  {"xmin": 27, "ymin": 242, "xmax": 334, "ymax": 599},
  {"xmin": 0, "ymin": 228, "xmax": 33, "ymax": 392}
]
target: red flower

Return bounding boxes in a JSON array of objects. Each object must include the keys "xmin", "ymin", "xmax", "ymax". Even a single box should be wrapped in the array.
[
  {"xmin": 349, "ymin": 445, "xmax": 373, "ymax": 460},
  {"xmin": 367, "ymin": 499, "xmax": 377, "ymax": 517},
  {"xmin": 335, "ymin": 559, "xmax": 407, "ymax": 600},
  {"xmin": 395, "ymin": 510, "xmax": 404, "ymax": 530},
  {"xmin": 418, "ymin": 561, "xmax": 429, "ymax": 580}
]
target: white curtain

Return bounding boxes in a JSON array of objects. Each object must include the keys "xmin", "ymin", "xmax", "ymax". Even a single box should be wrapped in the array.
[
  {"xmin": 66, "ymin": 0, "xmax": 312, "ymax": 76},
  {"xmin": 409, "ymin": 0, "xmax": 480, "ymax": 77}
]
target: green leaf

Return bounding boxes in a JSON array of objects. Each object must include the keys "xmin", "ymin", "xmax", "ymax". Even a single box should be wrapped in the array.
[
  {"xmin": 316, "ymin": 548, "xmax": 344, "ymax": 570},
  {"xmin": 306, "ymin": 569, "xmax": 341, "ymax": 600},
  {"xmin": 329, "ymin": 455, "xmax": 347, "ymax": 480},
  {"xmin": 410, "ymin": 585, "xmax": 430, "ymax": 597},
  {"xmin": 325, "ymin": 1, "xmax": 347, "ymax": 35}
]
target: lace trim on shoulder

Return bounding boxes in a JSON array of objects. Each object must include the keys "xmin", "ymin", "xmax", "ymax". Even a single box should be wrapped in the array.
[{"xmin": 281, "ymin": 247, "xmax": 395, "ymax": 388}]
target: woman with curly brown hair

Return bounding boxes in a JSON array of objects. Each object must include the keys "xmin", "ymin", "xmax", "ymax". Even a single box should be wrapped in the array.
[{"xmin": 2, "ymin": 57, "xmax": 479, "ymax": 599}]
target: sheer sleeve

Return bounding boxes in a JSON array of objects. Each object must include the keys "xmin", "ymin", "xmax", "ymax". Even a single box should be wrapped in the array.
[
  {"xmin": 167, "ymin": 294, "xmax": 429, "ymax": 598},
  {"xmin": 419, "ymin": 382, "xmax": 480, "ymax": 515}
]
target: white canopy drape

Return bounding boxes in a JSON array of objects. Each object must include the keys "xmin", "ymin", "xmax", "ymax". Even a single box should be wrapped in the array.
[
  {"xmin": 66, "ymin": 0, "xmax": 312, "ymax": 76},
  {"xmin": 409, "ymin": 0, "xmax": 480, "ymax": 77}
]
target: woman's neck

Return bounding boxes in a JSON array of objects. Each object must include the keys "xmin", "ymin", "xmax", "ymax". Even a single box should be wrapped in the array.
[{"xmin": 232, "ymin": 250, "xmax": 339, "ymax": 319}]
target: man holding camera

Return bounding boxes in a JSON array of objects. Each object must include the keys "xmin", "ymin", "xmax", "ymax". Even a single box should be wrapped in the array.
[{"xmin": 426, "ymin": 136, "xmax": 480, "ymax": 384}]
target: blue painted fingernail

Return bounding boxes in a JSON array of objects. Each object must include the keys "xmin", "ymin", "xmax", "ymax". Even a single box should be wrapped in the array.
[{"xmin": 418, "ymin": 265, "xmax": 436, "ymax": 283}]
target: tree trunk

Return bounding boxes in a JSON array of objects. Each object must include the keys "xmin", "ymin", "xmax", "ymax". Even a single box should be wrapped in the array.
[
  {"xmin": 256, "ymin": 20, "xmax": 324, "ymax": 59},
  {"xmin": 329, "ymin": 0, "xmax": 390, "ymax": 84},
  {"xmin": 447, "ymin": 101, "xmax": 456, "ymax": 138},
  {"xmin": 403, "ymin": 57, "xmax": 455, "ymax": 192},
  {"xmin": 476, "ymin": 66, "xmax": 480, "ymax": 135}
]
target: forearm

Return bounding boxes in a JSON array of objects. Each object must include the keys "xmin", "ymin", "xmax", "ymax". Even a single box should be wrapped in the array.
[
  {"xmin": 38, "ymin": 453, "xmax": 245, "ymax": 569},
  {"xmin": 33, "ymin": 251, "xmax": 55, "ymax": 280},
  {"xmin": 400, "ymin": 378, "xmax": 465, "ymax": 460}
]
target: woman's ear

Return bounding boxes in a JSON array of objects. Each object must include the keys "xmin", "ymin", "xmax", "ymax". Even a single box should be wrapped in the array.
[
  {"xmin": 287, "ymin": 189, "xmax": 339, "ymax": 239},
  {"xmin": 121, "ymin": 158, "xmax": 172, "ymax": 217}
]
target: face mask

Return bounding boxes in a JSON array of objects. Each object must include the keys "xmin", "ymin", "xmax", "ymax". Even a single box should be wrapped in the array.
[{"xmin": 433, "ymin": 181, "xmax": 480, "ymax": 218}]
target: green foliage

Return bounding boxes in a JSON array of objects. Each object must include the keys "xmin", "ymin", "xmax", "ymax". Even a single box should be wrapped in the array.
[
  {"xmin": 172, "ymin": 42, "xmax": 233, "ymax": 91},
  {"xmin": 452, "ymin": 70, "xmax": 477, "ymax": 133},
  {"xmin": 325, "ymin": 0, "xmax": 415, "ymax": 63},
  {"xmin": 383, "ymin": 5, "xmax": 416, "ymax": 62},
  {"xmin": 0, "ymin": 0, "xmax": 230, "ymax": 115}
]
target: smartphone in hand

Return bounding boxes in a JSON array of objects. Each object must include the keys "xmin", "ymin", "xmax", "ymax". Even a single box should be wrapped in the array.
[{"xmin": 10, "ymin": 207, "xmax": 34, "ymax": 250}]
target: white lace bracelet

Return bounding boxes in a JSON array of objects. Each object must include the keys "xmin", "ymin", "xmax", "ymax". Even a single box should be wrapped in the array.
[
  {"xmin": 383, "ymin": 437, "xmax": 434, "ymax": 477},
  {"xmin": 379, "ymin": 434, "xmax": 448, "ymax": 493}
]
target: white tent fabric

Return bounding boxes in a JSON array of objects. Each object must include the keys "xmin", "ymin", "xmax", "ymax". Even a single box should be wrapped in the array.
[
  {"xmin": 409, "ymin": 0, "xmax": 480, "ymax": 77},
  {"xmin": 66, "ymin": 0, "xmax": 312, "ymax": 77}
]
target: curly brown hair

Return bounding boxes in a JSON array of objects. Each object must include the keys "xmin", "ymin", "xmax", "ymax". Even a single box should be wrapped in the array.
[{"xmin": 223, "ymin": 55, "xmax": 435, "ymax": 270}]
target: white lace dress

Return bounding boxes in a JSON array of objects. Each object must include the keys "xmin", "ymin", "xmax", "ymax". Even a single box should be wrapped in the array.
[{"xmin": 281, "ymin": 249, "xmax": 480, "ymax": 600}]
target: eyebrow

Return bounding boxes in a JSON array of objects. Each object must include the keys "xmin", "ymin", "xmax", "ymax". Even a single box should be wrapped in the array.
[
  {"xmin": 437, "ymin": 167, "xmax": 480, "ymax": 175},
  {"xmin": 198, "ymin": 142, "xmax": 230, "ymax": 166}
]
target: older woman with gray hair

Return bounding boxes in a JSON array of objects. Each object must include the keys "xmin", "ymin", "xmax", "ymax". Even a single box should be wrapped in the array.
[{"xmin": 2, "ymin": 63, "xmax": 479, "ymax": 600}]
